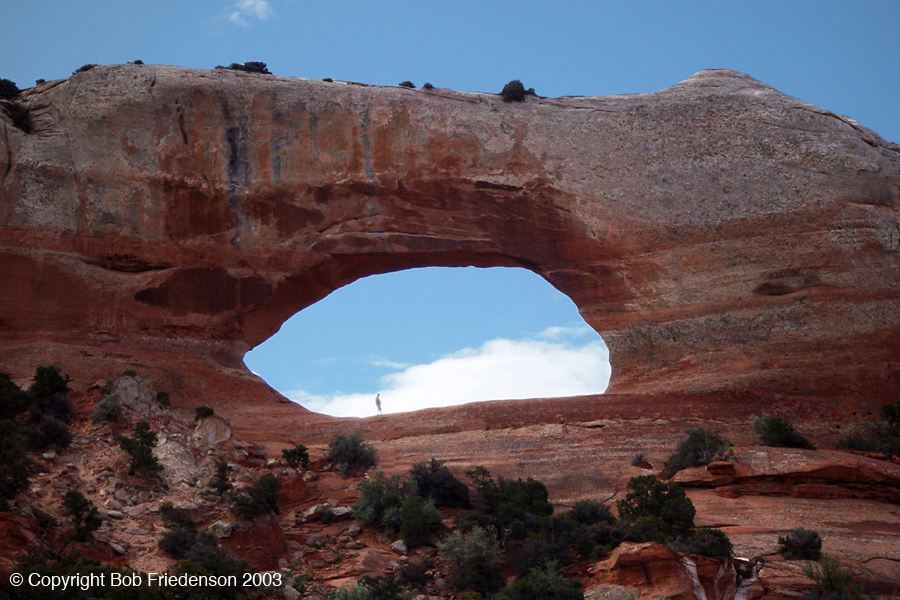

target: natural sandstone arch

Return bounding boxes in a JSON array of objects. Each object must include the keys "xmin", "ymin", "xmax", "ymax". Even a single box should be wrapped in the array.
[{"xmin": 1, "ymin": 65, "xmax": 899, "ymax": 414}]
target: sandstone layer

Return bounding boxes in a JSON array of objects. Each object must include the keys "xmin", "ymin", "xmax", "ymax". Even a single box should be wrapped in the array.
[{"xmin": 2, "ymin": 65, "xmax": 900, "ymax": 413}]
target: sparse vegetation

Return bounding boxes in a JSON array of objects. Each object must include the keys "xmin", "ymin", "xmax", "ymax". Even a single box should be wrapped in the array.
[
  {"xmin": 399, "ymin": 494, "xmax": 442, "ymax": 548},
  {"xmin": 282, "ymin": 443, "xmax": 310, "ymax": 469},
  {"xmin": 422, "ymin": 82, "xmax": 434, "ymax": 90},
  {"xmin": 507, "ymin": 561, "xmax": 584, "ymax": 600},
  {"xmin": 398, "ymin": 81, "xmax": 415, "ymax": 88},
  {"xmin": 73, "ymin": 64, "xmax": 98, "ymax": 74},
  {"xmin": 779, "ymin": 527, "xmax": 822, "ymax": 560},
  {"xmin": 751, "ymin": 413, "xmax": 814, "ymax": 449},
  {"xmin": 499, "ymin": 79, "xmax": 536, "ymax": 102},
  {"xmin": 194, "ymin": 405, "xmax": 215, "ymax": 420},
  {"xmin": 93, "ymin": 395, "xmax": 123, "ymax": 422},
  {"xmin": 663, "ymin": 427, "xmax": 732, "ymax": 476},
  {"xmin": 437, "ymin": 526, "xmax": 505, "ymax": 596},
  {"xmin": 670, "ymin": 527, "xmax": 733, "ymax": 558},
  {"xmin": 327, "ymin": 431, "xmax": 377, "ymax": 477},
  {"xmin": 0, "ymin": 419, "xmax": 31, "ymax": 511},
  {"xmin": 352, "ymin": 471, "xmax": 409, "ymax": 532},
  {"xmin": 117, "ymin": 421, "xmax": 163, "ymax": 476},
  {"xmin": 156, "ymin": 391, "xmax": 170, "ymax": 406},
  {"xmin": 801, "ymin": 554, "xmax": 865, "ymax": 600},
  {"xmin": 616, "ymin": 475, "xmax": 696, "ymax": 543}
]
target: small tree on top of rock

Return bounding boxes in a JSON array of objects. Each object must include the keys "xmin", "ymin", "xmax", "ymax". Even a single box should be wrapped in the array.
[
  {"xmin": 499, "ymin": 79, "xmax": 536, "ymax": 102},
  {"xmin": 282, "ymin": 443, "xmax": 310, "ymax": 470},
  {"xmin": 663, "ymin": 427, "xmax": 732, "ymax": 477}
]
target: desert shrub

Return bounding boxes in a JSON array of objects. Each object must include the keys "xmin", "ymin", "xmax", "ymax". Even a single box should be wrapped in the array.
[
  {"xmin": 63, "ymin": 490, "xmax": 102, "ymax": 541},
  {"xmin": 327, "ymin": 431, "xmax": 377, "ymax": 477},
  {"xmin": 156, "ymin": 391, "xmax": 170, "ymax": 406},
  {"xmin": 0, "ymin": 372, "xmax": 29, "ymax": 419},
  {"xmin": 358, "ymin": 574, "xmax": 404, "ymax": 600},
  {"xmin": 282, "ymin": 443, "xmax": 310, "ymax": 469},
  {"xmin": 398, "ymin": 81, "xmax": 415, "ymax": 88},
  {"xmin": 779, "ymin": 527, "xmax": 822, "ymax": 560},
  {"xmin": 330, "ymin": 582, "xmax": 371, "ymax": 600},
  {"xmin": 2, "ymin": 101, "xmax": 34, "ymax": 133},
  {"xmin": 578, "ymin": 519, "xmax": 628, "ymax": 558},
  {"xmin": 631, "ymin": 452, "xmax": 648, "ymax": 466},
  {"xmin": 208, "ymin": 457, "xmax": 233, "ymax": 495},
  {"xmin": 73, "ymin": 64, "xmax": 98, "ymax": 74},
  {"xmin": 159, "ymin": 524, "xmax": 200, "ymax": 558},
  {"xmin": 194, "ymin": 405, "xmax": 215, "ymax": 420},
  {"xmin": 93, "ymin": 395, "xmax": 123, "ymax": 422},
  {"xmin": 0, "ymin": 78, "xmax": 20, "ymax": 98},
  {"xmin": 117, "ymin": 421, "xmax": 163, "ymax": 476},
  {"xmin": 173, "ymin": 546, "xmax": 256, "ymax": 599},
  {"xmin": 409, "ymin": 457, "xmax": 470, "ymax": 507},
  {"xmin": 400, "ymin": 494, "xmax": 442, "ymax": 548},
  {"xmin": 801, "ymin": 554, "xmax": 864, "ymax": 600},
  {"xmin": 499, "ymin": 79, "xmax": 536, "ymax": 102},
  {"xmin": 0, "ymin": 420, "xmax": 31, "ymax": 511},
  {"xmin": 839, "ymin": 420, "xmax": 900, "ymax": 458},
  {"xmin": 465, "ymin": 466, "xmax": 553, "ymax": 538},
  {"xmin": 352, "ymin": 471, "xmax": 409, "ymax": 532},
  {"xmin": 159, "ymin": 505, "xmax": 219, "ymax": 560},
  {"xmin": 122, "ymin": 369, "xmax": 138, "ymax": 377},
  {"xmin": 664, "ymin": 427, "xmax": 732, "ymax": 475},
  {"xmin": 508, "ymin": 561, "xmax": 583, "ymax": 600},
  {"xmin": 24, "ymin": 412, "xmax": 72, "ymax": 450},
  {"xmin": 751, "ymin": 414, "xmax": 814, "ymax": 449},
  {"xmin": 29, "ymin": 364, "xmax": 72, "ymax": 420},
  {"xmin": 132, "ymin": 60, "xmax": 144, "ymax": 65},
  {"xmin": 617, "ymin": 475, "xmax": 695, "ymax": 543},
  {"xmin": 231, "ymin": 473, "xmax": 281, "ymax": 519},
  {"xmin": 437, "ymin": 525, "xmax": 503, "ymax": 567},
  {"xmin": 398, "ymin": 559, "xmax": 431, "ymax": 587},
  {"xmin": 569, "ymin": 499, "xmax": 615, "ymax": 526},
  {"xmin": 671, "ymin": 527, "xmax": 733, "ymax": 558},
  {"xmin": 224, "ymin": 62, "xmax": 271, "ymax": 74}
]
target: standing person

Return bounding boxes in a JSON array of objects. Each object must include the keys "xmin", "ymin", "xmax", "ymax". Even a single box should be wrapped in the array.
[{"xmin": 375, "ymin": 393, "xmax": 382, "ymax": 415}]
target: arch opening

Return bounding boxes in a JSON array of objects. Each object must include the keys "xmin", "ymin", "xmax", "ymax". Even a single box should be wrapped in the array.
[{"xmin": 245, "ymin": 266, "xmax": 610, "ymax": 417}]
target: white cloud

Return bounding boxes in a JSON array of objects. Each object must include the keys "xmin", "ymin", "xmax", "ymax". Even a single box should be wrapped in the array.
[
  {"xmin": 367, "ymin": 358, "xmax": 412, "ymax": 370},
  {"xmin": 537, "ymin": 325, "xmax": 594, "ymax": 340},
  {"xmin": 287, "ymin": 337, "xmax": 610, "ymax": 418},
  {"xmin": 228, "ymin": 0, "xmax": 274, "ymax": 26}
]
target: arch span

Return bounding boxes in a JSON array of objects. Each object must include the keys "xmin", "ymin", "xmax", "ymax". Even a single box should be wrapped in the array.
[{"xmin": 1, "ymin": 64, "xmax": 899, "ymax": 415}]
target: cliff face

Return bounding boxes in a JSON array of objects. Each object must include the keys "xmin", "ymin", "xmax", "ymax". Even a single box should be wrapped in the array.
[{"xmin": 1, "ymin": 65, "xmax": 899, "ymax": 406}]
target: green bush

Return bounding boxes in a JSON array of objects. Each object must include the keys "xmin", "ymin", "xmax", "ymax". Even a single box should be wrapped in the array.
[
  {"xmin": 422, "ymin": 82, "xmax": 434, "ymax": 90},
  {"xmin": 398, "ymin": 81, "xmax": 415, "ymax": 88},
  {"xmin": 779, "ymin": 527, "xmax": 822, "ymax": 560},
  {"xmin": 464, "ymin": 466, "xmax": 553, "ymax": 539},
  {"xmin": 499, "ymin": 80, "xmax": 536, "ymax": 102},
  {"xmin": 617, "ymin": 475, "xmax": 695, "ymax": 543},
  {"xmin": 117, "ymin": 421, "xmax": 163, "ymax": 476},
  {"xmin": 73, "ymin": 64, "xmax": 98, "ymax": 74},
  {"xmin": 24, "ymin": 412, "xmax": 71, "ymax": 450},
  {"xmin": 63, "ymin": 490, "xmax": 102, "ymax": 541},
  {"xmin": 664, "ymin": 427, "xmax": 732, "ymax": 476},
  {"xmin": 399, "ymin": 494, "xmax": 442, "ymax": 548},
  {"xmin": 671, "ymin": 527, "xmax": 733, "ymax": 558},
  {"xmin": 208, "ymin": 457, "xmax": 233, "ymax": 495},
  {"xmin": 0, "ymin": 419, "xmax": 31, "ymax": 511},
  {"xmin": 437, "ymin": 525, "xmax": 503, "ymax": 568},
  {"xmin": 327, "ymin": 431, "xmax": 377, "ymax": 477},
  {"xmin": 352, "ymin": 471, "xmax": 409, "ymax": 532},
  {"xmin": 194, "ymin": 405, "xmax": 215, "ymax": 421},
  {"xmin": 231, "ymin": 473, "xmax": 281, "ymax": 518},
  {"xmin": 801, "ymin": 554, "xmax": 864, "ymax": 600},
  {"xmin": 93, "ymin": 395, "xmax": 124, "ymax": 422},
  {"xmin": 751, "ymin": 414, "xmax": 814, "ymax": 449},
  {"xmin": 569, "ymin": 499, "xmax": 615, "ymax": 526},
  {"xmin": 29, "ymin": 364, "xmax": 72, "ymax": 420},
  {"xmin": 282, "ymin": 443, "xmax": 310, "ymax": 469},
  {"xmin": 508, "ymin": 561, "xmax": 583, "ymax": 600},
  {"xmin": 409, "ymin": 458, "xmax": 471, "ymax": 507},
  {"xmin": 156, "ymin": 391, "xmax": 171, "ymax": 406}
]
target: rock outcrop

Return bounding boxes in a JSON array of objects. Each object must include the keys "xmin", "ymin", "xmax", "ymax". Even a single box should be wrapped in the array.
[{"xmin": 1, "ymin": 64, "xmax": 899, "ymax": 414}]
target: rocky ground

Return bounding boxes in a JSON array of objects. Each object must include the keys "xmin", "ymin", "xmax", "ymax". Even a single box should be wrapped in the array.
[{"xmin": 1, "ymin": 373, "xmax": 899, "ymax": 600}]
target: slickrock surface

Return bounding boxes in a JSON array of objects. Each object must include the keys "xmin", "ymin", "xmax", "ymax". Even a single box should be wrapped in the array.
[{"xmin": 1, "ymin": 64, "xmax": 899, "ymax": 413}]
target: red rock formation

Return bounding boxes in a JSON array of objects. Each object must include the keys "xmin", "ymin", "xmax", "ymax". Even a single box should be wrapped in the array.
[{"xmin": 1, "ymin": 65, "xmax": 899, "ymax": 414}]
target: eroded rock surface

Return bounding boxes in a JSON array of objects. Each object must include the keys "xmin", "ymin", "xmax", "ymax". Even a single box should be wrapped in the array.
[{"xmin": 1, "ymin": 64, "xmax": 898, "ymax": 413}]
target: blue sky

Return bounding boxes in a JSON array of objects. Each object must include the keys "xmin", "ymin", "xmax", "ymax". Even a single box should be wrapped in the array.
[{"xmin": 3, "ymin": 1, "xmax": 898, "ymax": 416}]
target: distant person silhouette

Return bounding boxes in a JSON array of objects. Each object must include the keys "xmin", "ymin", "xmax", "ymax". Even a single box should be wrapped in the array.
[{"xmin": 375, "ymin": 393, "xmax": 382, "ymax": 415}]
